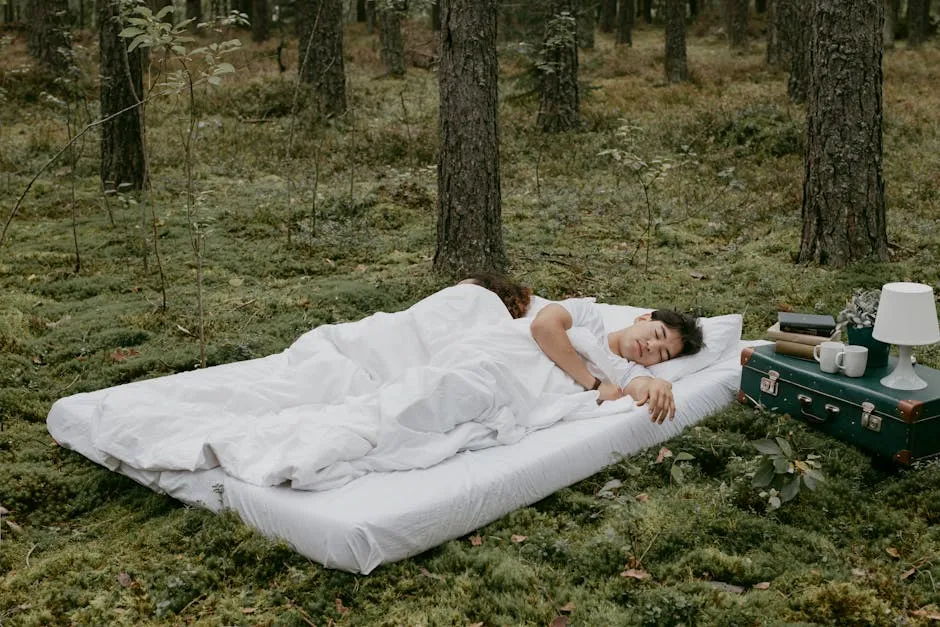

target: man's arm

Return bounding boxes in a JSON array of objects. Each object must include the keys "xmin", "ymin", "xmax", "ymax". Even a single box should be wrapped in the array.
[
  {"xmin": 530, "ymin": 304, "xmax": 623, "ymax": 402},
  {"xmin": 624, "ymin": 376, "xmax": 675, "ymax": 424}
]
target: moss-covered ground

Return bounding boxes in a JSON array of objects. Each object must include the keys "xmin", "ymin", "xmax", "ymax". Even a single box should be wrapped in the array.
[{"xmin": 1, "ymin": 16, "xmax": 939, "ymax": 626}]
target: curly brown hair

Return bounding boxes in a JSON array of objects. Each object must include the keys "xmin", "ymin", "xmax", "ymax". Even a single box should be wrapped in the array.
[{"xmin": 461, "ymin": 272, "xmax": 532, "ymax": 319}]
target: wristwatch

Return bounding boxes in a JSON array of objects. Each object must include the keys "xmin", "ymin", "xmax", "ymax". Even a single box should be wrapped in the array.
[{"xmin": 590, "ymin": 376, "xmax": 602, "ymax": 391}]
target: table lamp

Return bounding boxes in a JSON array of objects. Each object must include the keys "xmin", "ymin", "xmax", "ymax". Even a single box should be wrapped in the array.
[{"xmin": 872, "ymin": 282, "xmax": 940, "ymax": 390}]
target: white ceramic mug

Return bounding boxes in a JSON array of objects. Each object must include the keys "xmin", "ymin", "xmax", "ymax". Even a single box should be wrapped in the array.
[
  {"xmin": 837, "ymin": 345, "xmax": 869, "ymax": 377},
  {"xmin": 813, "ymin": 341, "xmax": 845, "ymax": 374}
]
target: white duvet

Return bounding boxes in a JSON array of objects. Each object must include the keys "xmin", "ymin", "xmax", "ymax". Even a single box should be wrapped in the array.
[{"xmin": 90, "ymin": 285, "xmax": 626, "ymax": 491}]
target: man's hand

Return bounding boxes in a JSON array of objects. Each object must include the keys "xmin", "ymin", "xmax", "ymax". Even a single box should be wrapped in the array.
[
  {"xmin": 597, "ymin": 382, "xmax": 625, "ymax": 403},
  {"xmin": 625, "ymin": 377, "xmax": 675, "ymax": 424}
]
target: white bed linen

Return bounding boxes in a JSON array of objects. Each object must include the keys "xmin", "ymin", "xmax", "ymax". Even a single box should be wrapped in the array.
[{"xmin": 47, "ymin": 340, "xmax": 759, "ymax": 574}]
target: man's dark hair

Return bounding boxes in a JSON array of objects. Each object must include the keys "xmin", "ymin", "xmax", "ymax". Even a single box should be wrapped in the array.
[{"xmin": 651, "ymin": 310, "xmax": 705, "ymax": 357}]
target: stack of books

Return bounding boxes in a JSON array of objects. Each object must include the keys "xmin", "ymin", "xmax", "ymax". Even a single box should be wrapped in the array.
[{"xmin": 768, "ymin": 312, "xmax": 839, "ymax": 360}]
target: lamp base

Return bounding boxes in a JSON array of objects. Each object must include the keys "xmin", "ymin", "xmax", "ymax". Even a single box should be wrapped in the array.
[{"xmin": 880, "ymin": 345, "xmax": 928, "ymax": 391}]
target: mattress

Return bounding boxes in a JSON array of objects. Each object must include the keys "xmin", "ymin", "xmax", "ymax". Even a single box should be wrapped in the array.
[{"xmin": 47, "ymin": 341, "xmax": 755, "ymax": 574}]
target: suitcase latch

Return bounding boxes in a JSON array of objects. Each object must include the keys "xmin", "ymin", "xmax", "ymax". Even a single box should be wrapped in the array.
[
  {"xmin": 760, "ymin": 370, "xmax": 780, "ymax": 396},
  {"xmin": 860, "ymin": 402, "xmax": 881, "ymax": 432}
]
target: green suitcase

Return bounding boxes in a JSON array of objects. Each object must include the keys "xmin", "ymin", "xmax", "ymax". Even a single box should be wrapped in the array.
[{"xmin": 738, "ymin": 344, "xmax": 940, "ymax": 464}]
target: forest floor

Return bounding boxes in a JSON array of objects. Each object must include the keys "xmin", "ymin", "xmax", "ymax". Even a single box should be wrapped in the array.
[{"xmin": 1, "ymin": 16, "xmax": 940, "ymax": 627}]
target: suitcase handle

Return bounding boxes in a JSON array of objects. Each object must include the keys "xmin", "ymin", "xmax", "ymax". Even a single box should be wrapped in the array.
[{"xmin": 798, "ymin": 394, "xmax": 840, "ymax": 423}]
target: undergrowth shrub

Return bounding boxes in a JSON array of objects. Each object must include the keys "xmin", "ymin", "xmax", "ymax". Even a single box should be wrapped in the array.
[{"xmin": 693, "ymin": 104, "xmax": 804, "ymax": 160}]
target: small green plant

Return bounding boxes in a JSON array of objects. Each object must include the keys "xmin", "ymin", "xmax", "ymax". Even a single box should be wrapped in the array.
[
  {"xmin": 653, "ymin": 446, "xmax": 695, "ymax": 485},
  {"xmin": 836, "ymin": 288, "xmax": 880, "ymax": 331},
  {"xmin": 751, "ymin": 437, "xmax": 825, "ymax": 508}
]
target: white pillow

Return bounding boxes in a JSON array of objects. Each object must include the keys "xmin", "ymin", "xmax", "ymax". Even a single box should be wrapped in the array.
[{"xmin": 595, "ymin": 304, "xmax": 743, "ymax": 382}]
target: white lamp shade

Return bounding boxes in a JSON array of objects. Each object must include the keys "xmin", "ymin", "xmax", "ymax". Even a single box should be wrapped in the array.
[{"xmin": 872, "ymin": 282, "xmax": 940, "ymax": 346}]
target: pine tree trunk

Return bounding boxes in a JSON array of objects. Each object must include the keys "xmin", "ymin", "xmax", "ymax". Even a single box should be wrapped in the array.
[
  {"xmin": 724, "ymin": 0, "xmax": 748, "ymax": 49},
  {"xmin": 600, "ymin": 0, "xmax": 616, "ymax": 31},
  {"xmin": 297, "ymin": 0, "xmax": 347, "ymax": 117},
  {"xmin": 430, "ymin": 0, "xmax": 441, "ymax": 30},
  {"xmin": 186, "ymin": 0, "xmax": 201, "ymax": 24},
  {"xmin": 252, "ymin": 0, "xmax": 269, "ymax": 41},
  {"xmin": 883, "ymin": 0, "xmax": 897, "ymax": 49},
  {"xmin": 799, "ymin": 0, "xmax": 887, "ymax": 266},
  {"xmin": 578, "ymin": 0, "xmax": 596, "ymax": 49},
  {"xmin": 642, "ymin": 0, "xmax": 652, "ymax": 23},
  {"xmin": 664, "ymin": 0, "xmax": 688, "ymax": 82},
  {"xmin": 765, "ymin": 0, "xmax": 789, "ymax": 69},
  {"xmin": 787, "ymin": 0, "xmax": 810, "ymax": 103},
  {"xmin": 27, "ymin": 0, "xmax": 72, "ymax": 73},
  {"xmin": 538, "ymin": 0, "xmax": 580, "ymax": 133},
  {"xmin": 616, "ymin": 0, "xmax": 634, "ymax": 45},
  {"xmin": 377, "ymin": 1, "xmax": 405, "ymax": 76},
  {"xmin": 906, "ymin": 0, "xmax": 930, "ymax": 47},
  {"xmin": 755, "ymin": 0, "xmax": 767, "ymax": 12},
  {"xmin": 99, "ymin": 0, "xmax": 146, "ymax": 192},
  {"xmin": 434, "ymin": 0, "xmax": 505, "ymax": 278},
  {"xmin": 366, "ymin": 0, "xmax": 375, "ymax": 33},
  {"xmin": 357, "ymin": 0, "xmax": 367, "ymax": 21}
]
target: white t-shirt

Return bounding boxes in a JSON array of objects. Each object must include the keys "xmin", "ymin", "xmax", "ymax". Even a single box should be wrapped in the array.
[{"xmin": 527, "ymin": 296, "xmax": 653, "ymax": 388}]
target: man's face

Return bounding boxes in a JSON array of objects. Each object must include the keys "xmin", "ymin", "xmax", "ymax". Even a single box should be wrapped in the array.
[{"xmin": 621, "ymin": 315, "xmax": 684, "ymax": 367}]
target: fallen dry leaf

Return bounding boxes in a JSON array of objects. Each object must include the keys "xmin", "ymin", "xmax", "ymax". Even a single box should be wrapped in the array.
[
  {"xmin": 110, "ymin": 348, "xmax": 141, "ymax": 362},
  {"xmin": 656, "ymin": 447, "xmax": 673, "ymax": 464},
  {"xmin": 511, "ymin": 534, "xmax": 527, "ymax": 543},
  {"xmin": 324, "ymin": 258, "xmax": 335, "ymax": 266},
  {"xmin": 468, "ymin": 622, "xmax": 484, "ymax": 627},
  {"xmin": 241, "ymin": 608, "xmax": 256, "ymax": 615},
  {"xmin": 706, "ymin": 581, "xmax": 744, "ymax": 594},
  {"xmin": 620, "ymin": 569, "xmax": 651, "ymax": 580},
  {"xmin": 419, "ymin": 567, "xmax": 444, "ymax": 581},
  {"xmin": 752, "ymin": 581, "xmax": 771, "ymax": 590},
  {"xmin": 0, "ymin": 506, "xmax": 8, "ymax": 517},
  {"xmin": 689, "ymin": 271, "xmax": 707, "ymax": 280},
  {"xmin": 901, "ymin": 568, "xmax": 917, "ymax": 580},
  {"xmin": 549, "ymin": 616, "xmax": 569, "ymax": 627},
  {"xmin": 5, "ymin": 519, "xmax": 22, "ymax": 533},
  {"xmin": 851, "ymin": 568, "xmax": 868, "ymax": 578},
  {"xmin": 635, "ymin": 493, "xmax": 649, "ymax": 502},
  {"xmin": 886, "ymin": 547, "xmax": 901, "ymax": 559},
  {"xmin": 559, "ymin": 601, "xmax": 575, "ymax": 613},
  {"xmin": 117, "ymin": 572, "xmax": 133, "ymax": 588},
  {"xmin": 335, "ymin": 598, "xmax": 349, "ymax": 615},
  {"xmin": 911, "ymin": 608, "xmax": 940, "ymax": 620},
  {"xmin": 469, "ymin": 534, "xmax": 483, "ymax": 546},
  {"xmin": 356, "ymin": 264, "xmax": 367, "ymax": 272}
]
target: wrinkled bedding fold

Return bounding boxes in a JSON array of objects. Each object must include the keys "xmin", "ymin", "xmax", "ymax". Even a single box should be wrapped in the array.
[{"xmin": 90, "ymin": 285, "xmax": 624, "ymax": 491}]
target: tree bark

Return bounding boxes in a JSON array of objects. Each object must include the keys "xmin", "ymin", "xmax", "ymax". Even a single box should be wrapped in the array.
[
  {"xmin": 799, "ymin": 0, "xmax": 887, "ymax": 266},
  {"xmin": 906, "ymin": 0, "xmax": 930, "ymax": 47},
  {"xmin": 99, "ymin": 0, "xmax": 146, "ymax": 192},
  {"xmin": 430, "ymin": 0, "xmax": 441, "ymax": 30},
  {"xmin": 599, "ymin": 0, "xmax": 616, "ymax": 31},
  {"xmin": 724, "ymin": 0, "xmax": 748, "ymax": 49},
  {"xmin": 538, "ymin": 0, "xmax": 580, "ymax": 133},
  {"xmin": 616, "ymin": 0, "xmax": 634, "ymax": 45},
  {"xmin": 642, "ymin": 0, "xmax": 652, "ymax": 23},
  {"xmin": 883, "ymin": 0, "xmax": 897, "ymax": 49},
  {"xmin": 357, "ymin": 0, "xmax": 367, "ymax": 21},
  {"xmin": 755, "ymin": 0, "xmax": 767, "ymax": 12},
  {"xmin": 252, "ymin": 0, "xmax": 269, "ymax": 41},
  {"xmin": 27, "ymin": 0, "xmax": 72, "ymax": 73},
  {"xmin": 787, "ymin": 0, "xmax": 810, "ymax": 103},
  {"xmin": 434, "ymin": 0, "xmax": 505, "ymax": 278},
  {"xmin": 664, "ymin": 0, "xmax": 688, "ymax": 82},
  {"xmin": 186, "ymin": 0, "xmax": 201, "ymax": 24},
  {"xmin": 578, "ymin": 0, "xmax": 596, "ymax": 48},
  {"xmin": 297, "ymin": 0, "xmax": 347, "ymax": 117},
  {"xmin": 366, "ymin": 0, "xmax": 375, "ymax": 33},
  {"xmin": 377, "ymin": 0, "xmax": 405, "ymax": 76},
  {"xmin": 766, "ymin": 0, "xmax": 790, "ymax": 69}
]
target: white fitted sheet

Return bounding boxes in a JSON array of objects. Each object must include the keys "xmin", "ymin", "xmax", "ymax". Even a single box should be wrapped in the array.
[{"xmin": 47, "ymin": 342, "xmax": 755, "ymax": 574}]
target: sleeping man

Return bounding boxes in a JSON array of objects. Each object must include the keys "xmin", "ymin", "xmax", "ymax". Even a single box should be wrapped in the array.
[
  {"xmin": 530, "ymin": 301, "xmax": 704, "ymax": 424},
  {"xmin": 460, "ymin": 272, "xmax": 704, "ymax": 425}
]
